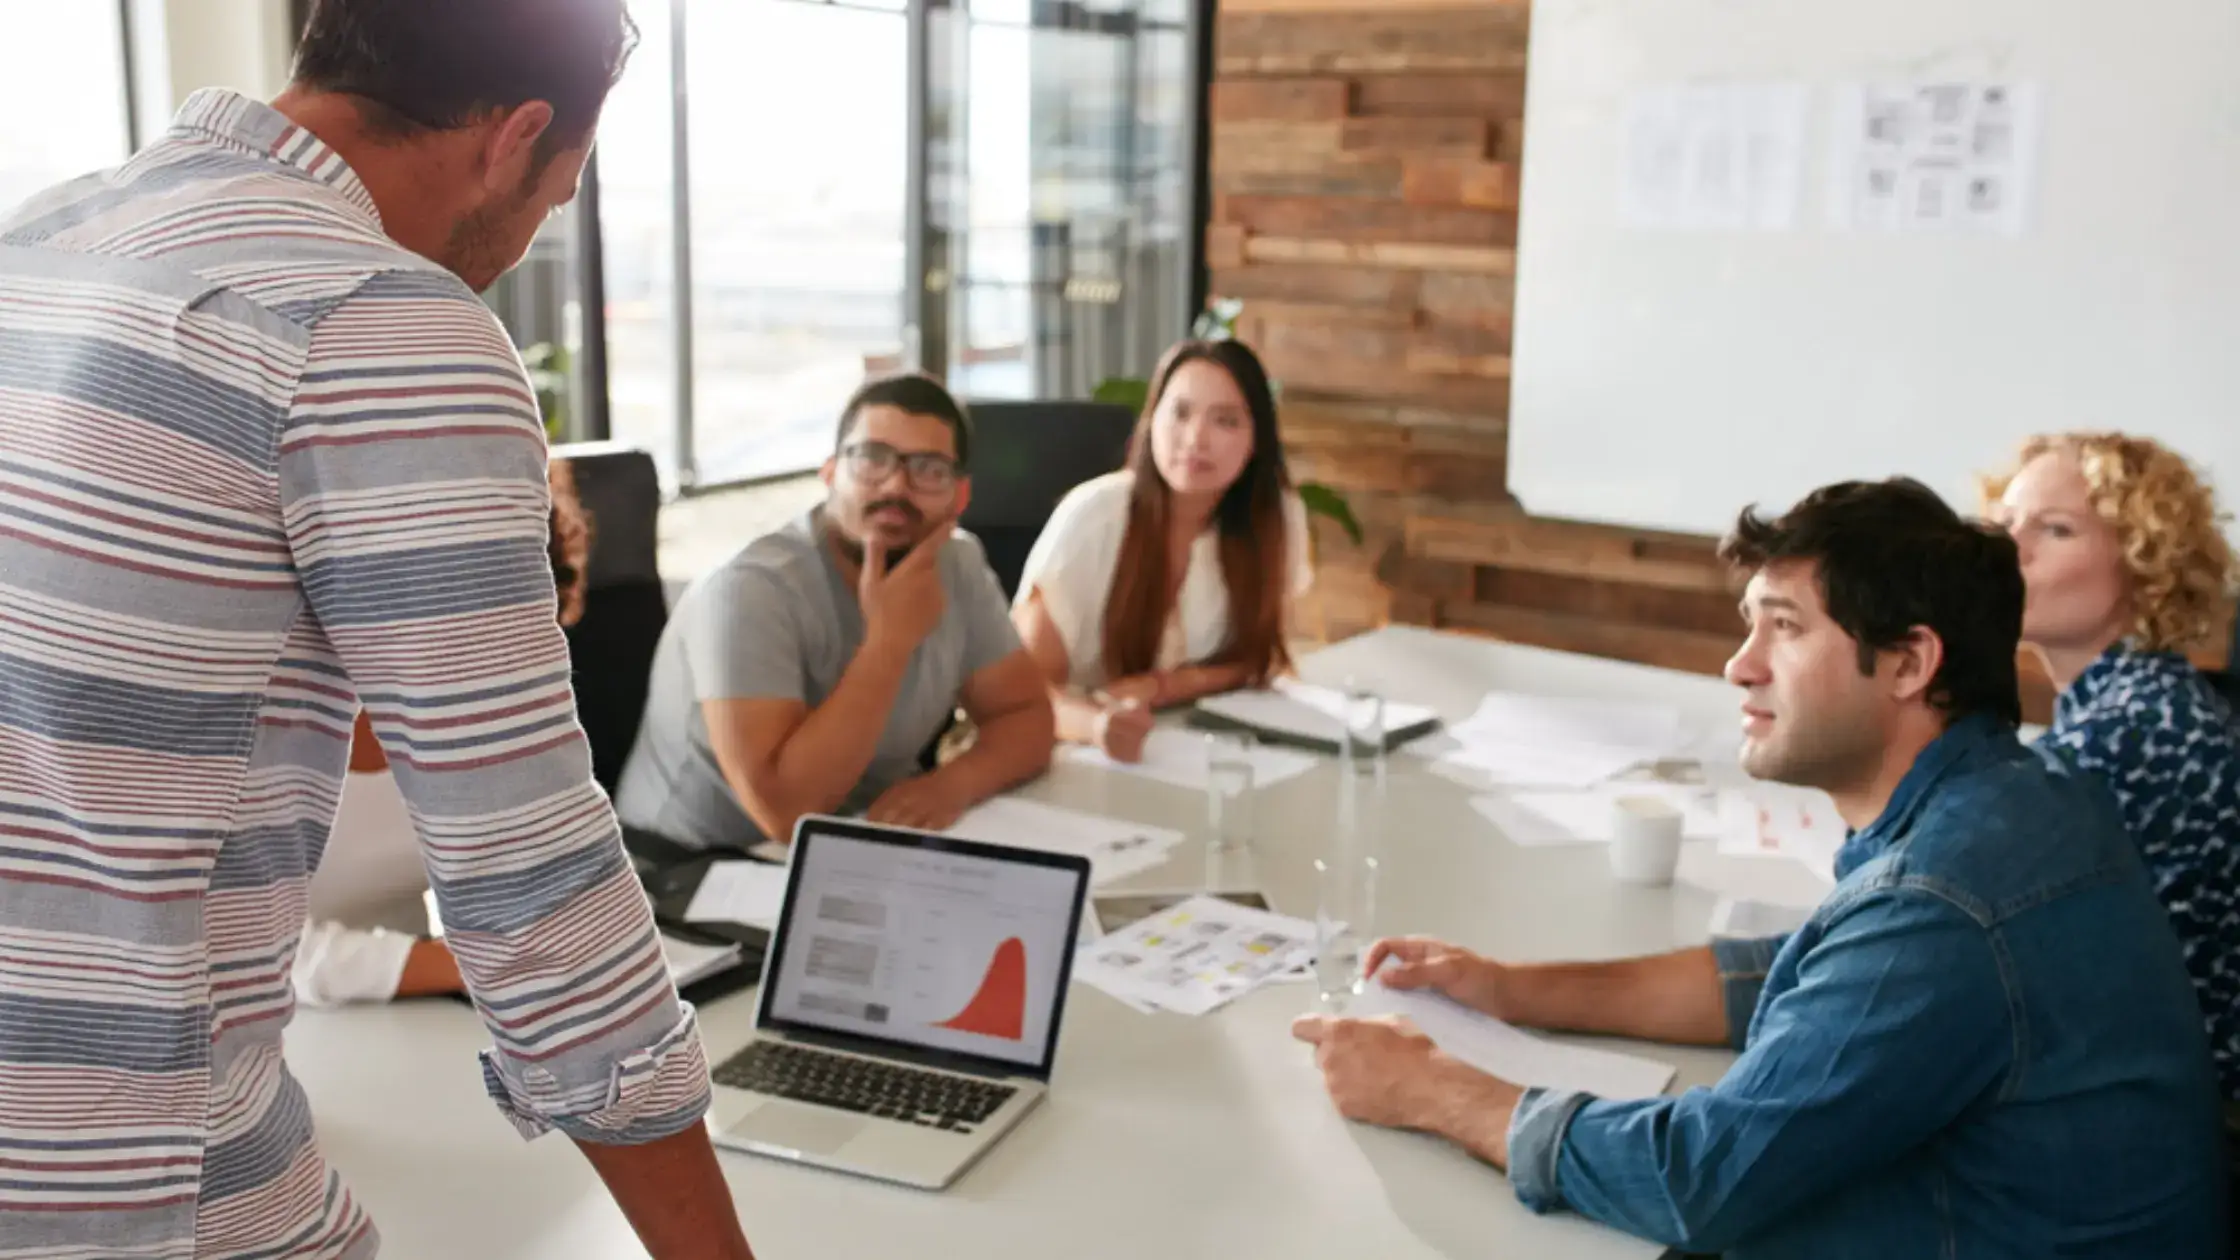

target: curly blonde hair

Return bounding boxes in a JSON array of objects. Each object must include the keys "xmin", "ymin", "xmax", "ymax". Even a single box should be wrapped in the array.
[{"xmin": 1980, "ymin": 432, "xmax": 2238, "ymax": 652}]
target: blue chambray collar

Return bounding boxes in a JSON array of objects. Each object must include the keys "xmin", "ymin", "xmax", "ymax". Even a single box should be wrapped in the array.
[
  {"xmin": 1833, "ymin": 711, "xmax": 2018, "ymax": 879},
  {"xmin": 168, "ymin": 89, "xmax": 385, "ymax": 230}
]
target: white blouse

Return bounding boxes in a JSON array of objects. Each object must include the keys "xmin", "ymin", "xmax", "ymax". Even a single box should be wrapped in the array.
[
  {"xmin": 1016, "ymin": 471, "xmax": 1315, "ymax": 690},
  {"xmin": 296, "ymin": 767, "xmax": 428, "ymax": 1006}
]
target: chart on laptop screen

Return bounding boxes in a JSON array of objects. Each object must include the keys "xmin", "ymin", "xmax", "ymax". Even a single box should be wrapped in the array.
[{"xmin": 769, "ymin": 832, "xmax": 1079, "ymax": 1067}]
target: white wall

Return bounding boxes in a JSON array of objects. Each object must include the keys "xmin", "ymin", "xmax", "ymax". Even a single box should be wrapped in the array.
[
  {"xmin": 155, "ymin": 0, "xmax": 295, "ymax": 108},
  {"xmin": 1506, "ymin": 0, "xmax": 2240, "ymax": 539}
]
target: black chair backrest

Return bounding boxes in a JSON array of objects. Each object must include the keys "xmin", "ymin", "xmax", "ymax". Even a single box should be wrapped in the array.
[
  {"xmin": 553, "ymin": 442, "xmax": 669, "ymax": 793},
  {"xmin": 958, "ymin": 400, "xmax": 1136, "ymax": 601}
]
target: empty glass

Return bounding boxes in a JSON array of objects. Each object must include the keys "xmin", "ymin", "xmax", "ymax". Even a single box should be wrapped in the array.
[
  {"xmin": 1315, "ymin": 683, "xmax": 1387, "ymax": 1007},
  {"xmin": 1204, "ymin": 731, "xmax": 1257, "ymax": 853}
]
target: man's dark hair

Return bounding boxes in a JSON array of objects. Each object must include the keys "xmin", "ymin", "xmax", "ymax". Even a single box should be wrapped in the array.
[
  {"xmin": 835, "ymin": 374, "xmax": 973, "ymax": 470},
  {"xmin": 293, "ymin": 0, "xmax": 638, "ymax": 161},
  {"xmin": 1720, "ymin": 477, "xmax": 2024, "ymax": 726}
]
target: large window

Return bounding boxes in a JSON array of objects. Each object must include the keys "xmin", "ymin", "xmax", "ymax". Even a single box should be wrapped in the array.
[
  {"xmin": 940, "ymin": 0, "xmax": 1194, "ymax": 403},
  {"xmin": 587, "ymin": 0, "xmax": 1205, "ymax": 492},
  {"xmin": 0, "ymin": 1, "xmax": 132, "ymax": 214}
]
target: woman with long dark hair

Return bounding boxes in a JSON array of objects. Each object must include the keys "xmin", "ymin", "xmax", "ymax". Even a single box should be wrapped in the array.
[{"xmin": 1011, "ymin": 339, "xmax": 1314, "ymax": 761}]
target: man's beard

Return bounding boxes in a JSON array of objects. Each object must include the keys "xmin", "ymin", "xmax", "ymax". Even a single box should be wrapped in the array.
[
  {"xmin": 830, "ymin": 499, "xmax": 926, "ymax": 567},
  {"xmin": 442, "ymin": 181, "xmax": 538, "ymax": 292}
]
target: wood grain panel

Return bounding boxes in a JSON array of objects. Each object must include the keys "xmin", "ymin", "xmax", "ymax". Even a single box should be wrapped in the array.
[
  {"xmin": 1402, "ymin": 159, "xmax": 1519, "ymax": 210},
  {"xmin": 1242, "ymin": 235, "xmax": 1518, "ymax": 274},
  {"xmin": 1211, "ymin": 263, "xmax": 1423, "ymax": 310},
  {"xmin": 1353, "ymin": 72, "xmax": 1528, "ymax": 119},
  {"xmin": 1210, "ymin": 77, "xmax": 1353, "ymax": 123},
  {"xmin": 1218, "ymin": 10, "xmax": 1531, "ymax": 75},
  {"xmin": 1408, "ymin": 514, "xmax": 1733, "ymax": 594},
  {"xmin": 1223, "ymin": 0, "xmax": 1526, "ymax": 12},
  {"xmin": 1418, "ymin": 271, "xmax": 1516, "ymax": 322},
  {"xmin": 1441, "ymin": 602, "xmax": 1743, "ymax": 676},
  {"xmin": 1341, "ymin": 117, "xmax": 1494, "ymax": 157},
  {"xmin": 1219, "ymin": 195, "xmax": 1518, "ymax": 247}
]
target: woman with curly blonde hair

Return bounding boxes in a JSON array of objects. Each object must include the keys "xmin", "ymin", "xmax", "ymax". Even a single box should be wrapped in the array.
[{"xmin": 1985, "ymin": 432, "xmax": 2240, "ymax": 1112}]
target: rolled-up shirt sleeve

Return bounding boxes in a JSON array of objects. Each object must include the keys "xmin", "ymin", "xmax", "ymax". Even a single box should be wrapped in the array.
[
  {"xmin": 1509, "ymin": 895, "xmax": 2009, "ymax": 1254},
  {"xmin": 280, "ymin": 269, "xmax": 709, "ymax": 1144}
]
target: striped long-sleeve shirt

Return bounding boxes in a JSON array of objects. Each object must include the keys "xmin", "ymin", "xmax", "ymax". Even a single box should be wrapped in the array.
[{"xmin": 0, "ymin": 90, "xmax": 710, "ymax": 1259}]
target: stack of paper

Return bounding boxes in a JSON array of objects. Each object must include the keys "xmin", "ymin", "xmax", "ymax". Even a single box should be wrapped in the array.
[
  {"xmin": 1349, "ymin": 968, "xmax": 1676, "ymax": 1099},
  {"xmin": 659, "ymin": 933, "xmax": 744, "ymax": 988},
  {"xmin": 946, "ymin": 796, "xmax": 1185, "ymax": 887},
  {"xmin": 1057, "ymin": 727, "xmax": 1320, "ymax": 793},
  {"xmin": 1413, "ymin": 692, "xmax": 1694, "ymax": 789},
  {"xmin": 1074, "ymin": 894, "xmax": 1319, "ymax": 1016},
  {"xmin": 683, "ymin": 861, "xmax": 791, "ymax": 928},
  {"xmin": 1467, "ymin": 782, "xmax": 1724, "ymax": 847}
]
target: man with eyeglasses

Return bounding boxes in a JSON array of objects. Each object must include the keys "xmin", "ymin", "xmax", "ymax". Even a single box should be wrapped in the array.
[{"xmin": 617, "ymin": 375, "xmax": 1056, "ymax": 856}]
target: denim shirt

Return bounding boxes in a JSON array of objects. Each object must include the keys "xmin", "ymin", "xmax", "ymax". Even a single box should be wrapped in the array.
[
  {"xmin": 2040, "ymin": 646, "xmax": 2240, "ymax": 1104},
  {"xmin": 1507, "ymin": 715, "xmax": 2228, "ymax": 1258}
]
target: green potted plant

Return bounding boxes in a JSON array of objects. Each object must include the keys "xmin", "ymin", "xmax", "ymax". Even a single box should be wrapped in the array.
[
  {"xmin": 1091, "ymin": 300, "xmax": 1363, "ymax": 546},
  {"xmin": 522, "ymin": 341, "xmax": 570, "ymax": 443}
]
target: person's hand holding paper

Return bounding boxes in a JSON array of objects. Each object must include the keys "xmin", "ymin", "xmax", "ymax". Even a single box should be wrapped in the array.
[{"xmin": 1291, "ymin": 1010, "xmax": 1527, "ymax": 1169}]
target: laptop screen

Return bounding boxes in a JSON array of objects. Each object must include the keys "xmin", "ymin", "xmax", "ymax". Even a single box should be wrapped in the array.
[{"xmin": 758, "ymin": 819, "xmax": 1089, "ymax": 1077}]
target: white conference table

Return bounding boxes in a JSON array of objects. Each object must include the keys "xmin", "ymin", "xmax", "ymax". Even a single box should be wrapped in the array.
[{"xmin": 288, "ymin": 626, "xmax": 1785, "ymax": 1260}]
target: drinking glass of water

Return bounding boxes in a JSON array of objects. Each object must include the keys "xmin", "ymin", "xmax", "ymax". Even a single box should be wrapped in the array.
[
  {"xmin": 1315, "ymin": 683, "xmax": 1387, "ymax": 1007},
  {"xmin": 1204, "ymin": 731, "xmax": 1257, "ymax": 853}
]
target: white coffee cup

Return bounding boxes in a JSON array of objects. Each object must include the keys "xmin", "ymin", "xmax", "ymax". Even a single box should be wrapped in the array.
[{"xmin": 1609, "ymin": 794, "xmax": 1685, "ymax": 885}]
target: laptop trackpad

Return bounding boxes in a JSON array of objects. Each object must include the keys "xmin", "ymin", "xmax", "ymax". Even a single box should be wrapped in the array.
[{"xmin": 739, "ymin": 1101, "xmax": 869, "ymax": 1156}]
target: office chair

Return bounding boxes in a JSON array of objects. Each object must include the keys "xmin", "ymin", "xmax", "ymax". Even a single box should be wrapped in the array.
[
  {"xmin": 958, "ymin": 400, "xmax": 1137, "ymax": 601},
  {"xmin": 552, "ymin": 442, "xmax": 670, "ymax": 793}
]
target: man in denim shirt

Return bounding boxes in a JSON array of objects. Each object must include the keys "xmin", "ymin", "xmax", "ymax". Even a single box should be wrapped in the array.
[{"xmin": 1295, "ymin": 480, "xmax": 2228, "ymax": 1257}]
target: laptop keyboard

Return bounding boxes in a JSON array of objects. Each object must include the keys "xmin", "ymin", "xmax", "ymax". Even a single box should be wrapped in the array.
[{"xmin": 714, "ymin": 1040, "xmax": 1016, "ymax": 1132}]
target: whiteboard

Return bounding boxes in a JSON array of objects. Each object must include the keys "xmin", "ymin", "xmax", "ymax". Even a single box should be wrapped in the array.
[{"xmin": 1506, "ymin": 0, "xmax": 2240, "ymax": 539}]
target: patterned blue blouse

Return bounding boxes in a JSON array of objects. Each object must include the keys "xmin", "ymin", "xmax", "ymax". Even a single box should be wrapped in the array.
[{"xmin": 2041, "ymin": 646, "xmax": 2240, "ymax": 1104}]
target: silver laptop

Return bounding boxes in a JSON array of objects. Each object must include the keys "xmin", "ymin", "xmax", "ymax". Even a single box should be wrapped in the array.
[{"xmin": 706, "ymin": 815, "xmax": 1091, "ymax": 1190}]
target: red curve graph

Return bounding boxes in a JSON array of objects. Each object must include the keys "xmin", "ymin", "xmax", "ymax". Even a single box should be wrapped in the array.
[{"xmin": 936, "ymin": 937, "xmax": 1027, "ymax": 1040}]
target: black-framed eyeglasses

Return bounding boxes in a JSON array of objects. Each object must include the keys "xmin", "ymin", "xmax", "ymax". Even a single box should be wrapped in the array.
[{"xmin": 840, "ymin": 440, "xmax": 960, "ymax": 491}]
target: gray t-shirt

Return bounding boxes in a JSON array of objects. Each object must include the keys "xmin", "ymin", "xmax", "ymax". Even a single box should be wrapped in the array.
[{"xmin": 614, "ymin": 508, "xmax": 1022, "ymax": 851}]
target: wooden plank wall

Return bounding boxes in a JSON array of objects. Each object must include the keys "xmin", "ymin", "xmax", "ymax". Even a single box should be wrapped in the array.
[{"xmin": 1210, "ymin": 0, "xmax": 1748, "ymax": 681}]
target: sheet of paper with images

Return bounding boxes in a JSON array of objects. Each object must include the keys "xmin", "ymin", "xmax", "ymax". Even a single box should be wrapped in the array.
[
  {"xmin": 1715, "ymin": 783, "xmax": 1846, "ymax": 881},
  {"xmin": 1467, "ymin": 782, "xmax": 1724, "ymax": 847},
  {"xmin": 1057, "ymin": 726, "xmax": 1321, "ymax": 793},
  {"xmin": 1074, "ymin": 894, "xmax": 1318, "ymax": 1017},
  {"xmin": 945, "ymin": 795, "xmax": 1184, "ymax": 887},
  {"xmin": 684, "ymin": 861, "xmax": 791, "ymax": 928},
  {"xmin": 1677, "ymin": 838, "xmax": 1835, "ymax": 912},
  {"xmin": 1350, "ymin": 967, "xmax": 1676, "ymax": 1100},
  {"xmin": 1828, "ymin": 81, "xmax": 2043, "ymax": 236},
  {"xmin": 1411, "ymin": 691, "xmax": 1695, "ymax": 789},
  {"xmin": 1621, "ymin": 81, "xmax": 1809, "ymax": 232}
]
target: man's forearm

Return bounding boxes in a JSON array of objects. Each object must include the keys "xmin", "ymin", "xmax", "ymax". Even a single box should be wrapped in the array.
[
  {"xmin": 934, "ymin": 703, "xmax": 1055, "ymax": 804},
  {"xmin": 755, "ymin": 634, "xmax": 914, "ymax": 830},
  {"xmin": 1422, "ymin": 1062, "xmax": 1525, "ymax": 1169},
  {"xmin": 1506, "ymin": 947, "xmax": 1730, "ymax": 1047},
  {"xmin": 575, "ymin": 1126, "xmax": 754, "ymax": 1260}
]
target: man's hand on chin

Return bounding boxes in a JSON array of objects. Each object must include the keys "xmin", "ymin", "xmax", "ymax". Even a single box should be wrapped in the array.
[
  {"xmin": 1291, "ymin": 1013, "xmax": 1525, "ymax": 1169},
  {"xmin": 864, "ymin": 773, "xmax": 971, "ymax": 832}
]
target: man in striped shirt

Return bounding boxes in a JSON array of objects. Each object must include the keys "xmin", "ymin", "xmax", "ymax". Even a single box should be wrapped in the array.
[{"xmin": 0, "ymin": 2, "xmax": 753, "ymax": 1256}]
